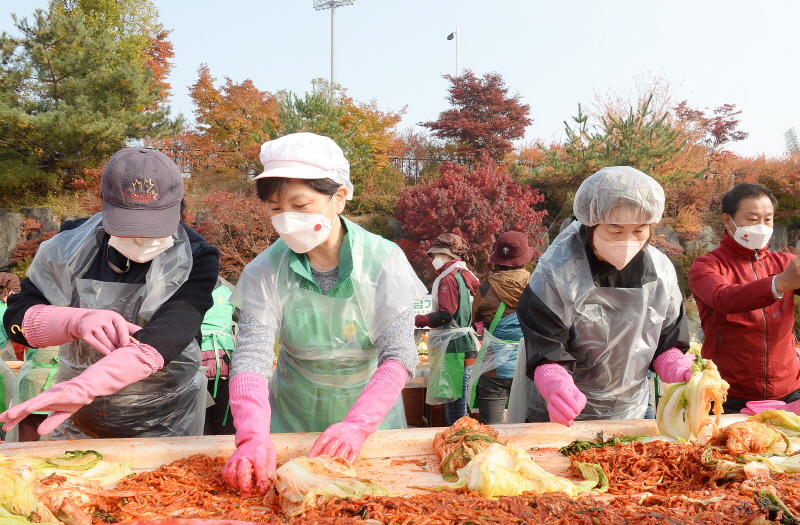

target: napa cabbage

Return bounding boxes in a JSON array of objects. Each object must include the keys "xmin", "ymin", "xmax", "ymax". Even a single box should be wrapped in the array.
[
  {"xmin": 656, "ymin": 355, "xmax": 729, "ymax": 441},
  {"xmin": 452, "ymin": 443, "xmax": 607, "ymax": 499},
  {"xmin": 271, "ymin": 455, "xmax": 390, "ymax": 517}
]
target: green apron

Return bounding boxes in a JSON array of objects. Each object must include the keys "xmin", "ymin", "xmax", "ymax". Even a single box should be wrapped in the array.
[
  {"xmin": 201, "ymin": 284, "xmax": 236, "ymax": 398},
  {"xmin": 467, "ymin": 303, "xmax": 519, "ymax": 408},
  {"xmin": 0, "ymin": 359, "xmax": 13, "ymax": 413},
  {"xmin": 267, "ymin": 223, "xmax": 407, "ymax": 433},
  {"xmin": 13, "ymin": 346, "xmax": 60, "ymax": 414},
  {"xmin": 426, "ymin": 271, "xmax": 478, "ymax": 404}
]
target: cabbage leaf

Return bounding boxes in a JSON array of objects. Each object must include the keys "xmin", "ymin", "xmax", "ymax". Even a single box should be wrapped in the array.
[
  {"xmin": 4, "ymin": 450, "xmax": 131, "ymax": 489},
  {"xmin": 271, "ymin": 455, "xmax": 390, "ymax": 517},
  {"xmin": 751, "ymin": 410, "xmax": 800, "ymax": 438},
  {"xmin": 452, "ymin": 443, "xmax": 607, "ymax": 499}
]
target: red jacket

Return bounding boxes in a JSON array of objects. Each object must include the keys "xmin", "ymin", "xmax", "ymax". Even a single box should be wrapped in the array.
[{"xmin": 689, "ymin": 231, "xmax": 800, "ymax": 401}]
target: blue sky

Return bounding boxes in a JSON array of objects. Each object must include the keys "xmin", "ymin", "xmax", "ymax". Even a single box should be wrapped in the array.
[{"xmin": 3, "ymin": 1, "xmax": 800, "ymax": 157}]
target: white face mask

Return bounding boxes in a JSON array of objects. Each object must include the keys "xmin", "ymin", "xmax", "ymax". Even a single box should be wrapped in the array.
[
  {"xmin": 730, "ymin": 218, "xmax": 772, "ymax": 250},
  {"xmin": 271, "ymin": 196, "xmax": 336, "ymax": 254},
  {"xmin": 432, "ymin": 255, "xmax": 447, "ymax": 271},
  {"xmin": 108, "ymin": 235, "xmax": 174, "ymax": 263},
  {"xmin": 592, "ymin": 232, "xmax": 647, "ymax": 270}
]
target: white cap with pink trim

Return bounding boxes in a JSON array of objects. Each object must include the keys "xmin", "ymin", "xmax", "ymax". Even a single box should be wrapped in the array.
[{"xmin": 254, "ymin": 132, "xmax": 353, "ymax": 200}]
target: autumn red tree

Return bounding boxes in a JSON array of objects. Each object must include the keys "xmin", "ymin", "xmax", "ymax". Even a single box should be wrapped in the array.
[
  {"xmin": 674, "ymin": 101, "xmax": 749, "ymax": 159},
  {"xmin": 395, "ymin": 156, "xmax": 547, "ymax": 283},
  {"xmin": 194, "ymin": 191, "xmax": 277, "ymax": 281},
  {"xmin": 189, "ymin": 64, "xmax": 280, "ymax": 175},
  {"xmin": 421, "ymin": 70, "xmax": 531, "ymax": 163}
]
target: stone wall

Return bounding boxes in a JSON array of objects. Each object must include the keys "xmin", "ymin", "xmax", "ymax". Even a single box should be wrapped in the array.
[{"xmin": 0, "ymin": 207, "xmax": 60, "ymax": 271}]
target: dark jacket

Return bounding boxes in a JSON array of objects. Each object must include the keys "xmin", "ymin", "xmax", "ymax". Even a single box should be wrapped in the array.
[
  {"xmin": 472, "ymin": 269, "xmax": 530, "ymax": 326},
  {"xmin": 4, "ymin": 216, "xmax": 220, "ymax": 365},
  {"xmin": 689, "ymin": 231, "xmax": 800, "ymax": 401}
]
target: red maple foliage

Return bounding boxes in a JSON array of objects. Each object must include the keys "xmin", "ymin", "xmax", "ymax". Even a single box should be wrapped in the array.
[
  {"xmin": 11, "ymin": 219, "xmax": 57, "ymax": 264},
  {"xmin": 194, "ymin": 191, "xmax": 277, "ymax": 282},
  {"xmin": 674, "ymin": 101, "xmax": 749, "ymax": 156},
  {"xmin": 421, "ymin": 70, "xmax": 531, "ymax": 163},
  {"xmin": 395, "ymin": 156, "xmax": 547, "ymax": 283}
]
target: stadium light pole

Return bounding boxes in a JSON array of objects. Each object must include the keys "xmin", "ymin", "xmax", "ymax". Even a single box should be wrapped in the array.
[
  {"xmin": 446, "ymin": 27, "xmax": 460, "ymax": 76},
  {"xmin": 314, "ymin": 0, "xmax": 355, "ymax": 99}
]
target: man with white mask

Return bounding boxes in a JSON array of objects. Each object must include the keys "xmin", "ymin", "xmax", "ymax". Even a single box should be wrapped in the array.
[
  {"xmin": 690, "ymin": 183, "xmax": 800, "ymax": 414},
  {"xmin": 222, "ymin": 133, "xmax": 427, "ymax": 498},
  {"xmin": 1, "ymin": 148, "xmax": 220, "ymax": 439},
  {"xmin": 514, "ymin": 166, "xmax": 692, "ymax": 425}
]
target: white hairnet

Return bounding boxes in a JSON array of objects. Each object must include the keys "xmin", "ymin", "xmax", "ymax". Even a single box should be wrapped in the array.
[{"xmin": 573, "ymin": 166, "xmax": 665, "ymax": 226}]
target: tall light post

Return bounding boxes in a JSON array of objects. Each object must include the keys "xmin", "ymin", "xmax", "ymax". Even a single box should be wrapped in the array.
[
  {"xmin": 446, "ymin": 27, "xmax": 460, "ymax": 76},
  {"xmin": 314, "ymin": 0, "xmax": 355, "ymax": 99}
]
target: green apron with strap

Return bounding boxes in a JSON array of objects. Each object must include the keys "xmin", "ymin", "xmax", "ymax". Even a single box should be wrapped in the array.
[
  {"xmin": 13, "ymin": 346, "xmax": 60, "ymax": 414},
  {"xmin": 201, "ymin": 285, "xmax": 236, "ymax": 398},
  {"xmin": 426, "ymin": 271, "xmax": 477, "ymax": 401},
  {"xmin": 467, "ymin": 302, "xmax": 518, "ymax": 408},
  {"xmin": 269, "ymin": 224, "xmax": 406, "ymax": 433}
]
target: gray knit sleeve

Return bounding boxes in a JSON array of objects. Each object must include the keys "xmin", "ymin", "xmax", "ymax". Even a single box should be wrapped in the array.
[
  {"xmin": 375, "ymin": 307, "xmax": 417, "ymax": 380},
  {"xmin": 230, "ymin": 310, "xmax": 276, "ymax": 381}
]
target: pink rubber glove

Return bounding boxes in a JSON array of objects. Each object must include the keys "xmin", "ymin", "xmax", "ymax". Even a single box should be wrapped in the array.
[
  {"xmin": 0, "ymin": 342, "xmax": 163, "ymax": 434},
  {"xmin": 221, "ymin": 372, "xmax": 276, "ymax": 498},
  {"xmin": 652, "ymin": 348, "xmax": 694, "ymax": 384},
  {"xmin": 309, "ymin": 360, "xmax": 408, "ymax": 463},
  {"xmin": 741, "ymin": 399, "xmax": 797, "ymax": 415},
  {"xmin": 474, "ymin": 321, "xmax": 485, "ymax": 336},
  {"xmin": 22, "ymin": 304, "xmax": 142, "ymax": 355},
  {"xmin": 533, "ymin": 363, "xmax": 587, "ymax": 427}
]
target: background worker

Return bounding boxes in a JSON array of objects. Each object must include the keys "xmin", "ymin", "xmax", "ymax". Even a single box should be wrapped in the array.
[
  {"xmin": 0, "ymin": 273, "xmax": 20, "ymax": 357},
  {"xmin": 415, "ymin": 233, "xmax": 480, "ymax": 425},
  {"xmin": 470, "ymin": 231, "xmax": 534, "ymax": 425},
  {"xmin": 201, "ymin": 276, "xmax": 237, "ymax": 435},
  {"xmin": 516, "ymin": 166, "xmax": 693, "ymax": 426},
  {"xmin": 689, "ymin": 183, "xmax": 800, "ymax": 414},
  {"xmin": 1, "ymin": 148, "xmax": 219, "ymax": 439}
]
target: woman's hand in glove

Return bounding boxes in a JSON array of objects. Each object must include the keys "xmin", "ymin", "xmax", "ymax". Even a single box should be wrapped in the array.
[
  {"xmin": 222, "ymin": 437, "xmax": 277, "ymax": 498},
  {"xmin": 533, "ymin": 363, "xmax": 587, "ymax": 426},
  {"xmin": 221, "ymin": 373, "xmax": 276, "ymax": 497},
  {"xmin": 22, "ymin": 304, "xmax": 141, "ymax": 355},
  {"xmin": 652, "ymin": 348, "xmax": 694, "ymax": 384},
  {"xmin": 309, "ymin": 422, "xmax": 369, "ymax": 463},
  {"xmin": 309, "ymin": 361, "xmax": 408, "ymax": 463},
  {"xmin": 0, "ymin": 343, "xmax": 163, "ymax": 434}
]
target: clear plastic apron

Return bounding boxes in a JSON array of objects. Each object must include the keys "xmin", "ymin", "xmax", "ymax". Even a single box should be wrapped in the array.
[
  {"xmin": 270, "ymin": 285, "xmax": 405, "ymax": 433},
  {"xmin": 26, "ymin": 213, "xmax": 206, "ymax": 439},
  {"xmin": 13, "ymin": 346, "xmax": 59, "ymax": 413},
  {"xmin": 510, "ymin": 221, "xmax": 679, "ymax": 421},
  {"xmin": 426, "ymin": 263, "xmax": 478, "ymax": 405},
  {"xmin": 232, "ymin": 219, "xmax": 427, "ymax": 434},
  {"xmin": 467, "ymin": 304, "xmax": 520, "ymax": 409}
]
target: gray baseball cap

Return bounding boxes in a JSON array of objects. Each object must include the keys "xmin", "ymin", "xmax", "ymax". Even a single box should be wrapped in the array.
[{"xmin": 101, "ymin": 148, "xmax": 184, "ymax": 238}]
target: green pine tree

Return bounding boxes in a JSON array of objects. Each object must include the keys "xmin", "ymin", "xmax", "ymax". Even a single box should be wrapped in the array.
[{"xmin": 0, "ymin": 8, "xmax": 181, "ymax": 195}]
